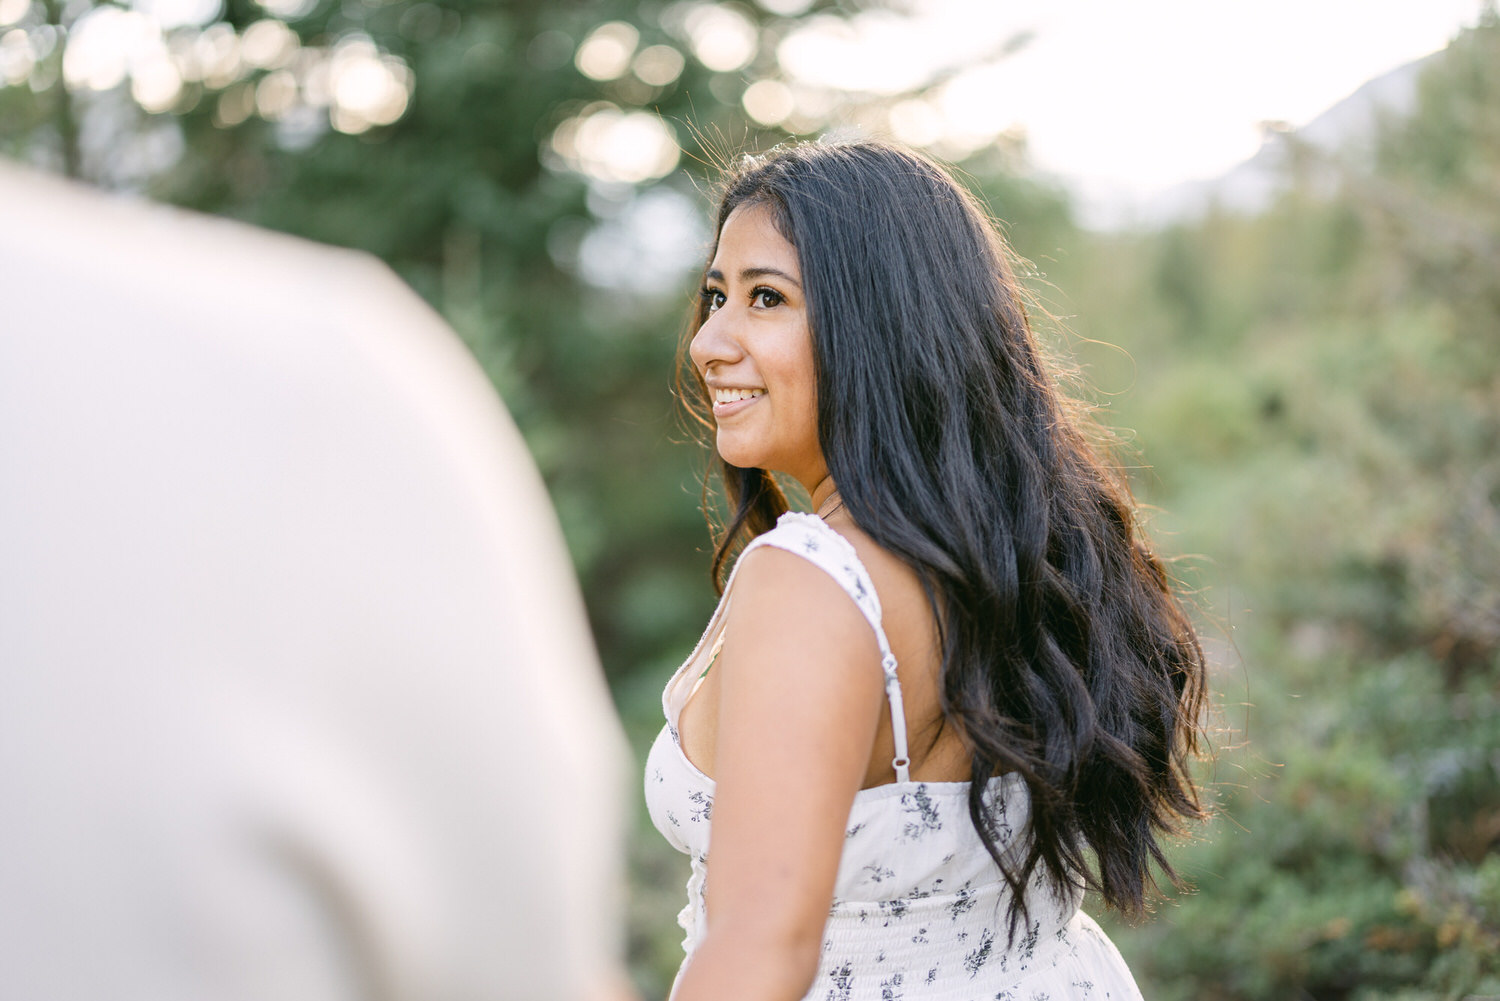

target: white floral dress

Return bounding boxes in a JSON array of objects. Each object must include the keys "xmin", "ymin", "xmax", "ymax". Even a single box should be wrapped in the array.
[{"xmin": 644, "ymin": 512, "xmax": 1145, "ymax": 1001}]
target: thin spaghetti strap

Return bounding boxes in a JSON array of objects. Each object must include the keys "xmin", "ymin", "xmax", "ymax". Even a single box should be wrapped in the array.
[
  {"xmin": 745, "ymin": 512, "xmax": 913, "ymax": 783},
  {"xmin": 879, "ymin": 650, "xmax": 912, "ymax": 784}
]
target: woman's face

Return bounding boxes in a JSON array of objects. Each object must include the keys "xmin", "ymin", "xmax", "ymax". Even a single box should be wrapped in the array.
[{"xmin": 691, "ymin": 202, "xmax": 826, "ymax": 490}]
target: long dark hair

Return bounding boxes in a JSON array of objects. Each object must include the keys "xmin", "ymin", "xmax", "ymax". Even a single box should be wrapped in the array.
[{"xmin": 678, "ymin": 140, "xmax": 1208, "ymax": 932}]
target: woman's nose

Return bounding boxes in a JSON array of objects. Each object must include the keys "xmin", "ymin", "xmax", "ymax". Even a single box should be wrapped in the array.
[{"xmin": 689, "ymin": 311, "xmax": 742, "ymax": 374}]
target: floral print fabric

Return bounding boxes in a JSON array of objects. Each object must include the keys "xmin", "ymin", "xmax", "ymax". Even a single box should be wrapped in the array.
[{"xmin": 644, "ymin": 512, "xmax": 1144, "ymax": 1000}]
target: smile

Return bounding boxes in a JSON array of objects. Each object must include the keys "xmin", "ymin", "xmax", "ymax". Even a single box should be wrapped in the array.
[{"xmin": 712, "ymin": 387, "xmax": 764, "ymax": 417}]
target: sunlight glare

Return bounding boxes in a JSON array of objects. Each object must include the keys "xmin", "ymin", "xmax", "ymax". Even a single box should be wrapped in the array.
[
  {"xmin": 632, "ymin": 43, "xmax": 684, "ymax": 86},
  {"xmin": 131, "ymin": 53, "xmax": 182, "ymax": 111},
  {"xmin": 214, "ymin": 80, "xmax": 254, "ymax": 126},
  {"xmin": 551, "ymin": 104, "xmax": 680, "ymax": 185},
  {"xmin": 742, "ymin": 78, "xmax": 794, "ymax": 125},
  {"xmin": 329, "ymin": 37, "xmax": 412, "ymax": 133},
  {"xmin": 131, "ymin": 0, "xmax": 221, "ymax": 31},
  {"xmin": 770, "ymin": 0, "xmax": 1482, "ymax": 221},
  {"xmin": 0, "ymin": 0, "xmax": 30, "ymax": 28},
  {"xmin": 683, "ymin": 4, "xmax": 756, "ymax": 72},
  {"xmin": 194, "ymin": 23, "xmax": 243, "ymax": 89},
  {"xmin": 255, "ymin": 67, "xmax": 297, "ymax": 119},
  {"xmin": 241, "ymin": 18, "xmax": 297, "ymax": 70},
  {"xmin": 300, "ymin": 51, "xmax": 331, "ymax": 106},
  {"xmin": 576, "ymin": 21, "xmax": 638, "ymax": 81},
  {"xmin": 935, "ymin": 64, "xmax": 1013, "ymax": 146},
  {"xmin": 777, "ymin": 10, "xmax": 942, "ymax": 95},
  {"xmin": 63, "ymin": 8, "xmax": 158, "ymax": 92},
  {"xmin": 0, "ymin": 27, "xmax": 33, "ymax": 85},
  {"xmin": 887, "ymin": 98, "xmax": 942, "ymax": 147},
  {"xmin": 254, "ymin": 0, "xmax": 317, "ymax": 21},
  {"xmin": 755, "ymin": 0, "xmax": 814, "ymax": 15}
]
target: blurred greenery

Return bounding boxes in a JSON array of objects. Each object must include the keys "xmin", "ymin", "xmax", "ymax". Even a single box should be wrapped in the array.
[{"xmin": 3, "ymin": 1, "xmax": 1496, "ymax": 998}]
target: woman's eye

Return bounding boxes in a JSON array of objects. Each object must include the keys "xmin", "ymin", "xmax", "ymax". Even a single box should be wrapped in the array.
[
  {"xmin": 753, "ymin": 287, "xmax": 783, "ymax": 308},
  {"xmin": 701, "ymin": 288, "xmax": 726, "ymax": 313}
]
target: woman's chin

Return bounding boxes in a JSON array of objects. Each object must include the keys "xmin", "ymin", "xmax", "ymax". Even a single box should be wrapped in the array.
[{"xmin": 714, "ymin": 436, "xmax": 764, "ymax": 471}]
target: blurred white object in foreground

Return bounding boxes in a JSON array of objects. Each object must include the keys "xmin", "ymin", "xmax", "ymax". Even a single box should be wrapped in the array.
[{"xmin": 0, "ymin": 162, "xmax": 630, "ymax": 1001}]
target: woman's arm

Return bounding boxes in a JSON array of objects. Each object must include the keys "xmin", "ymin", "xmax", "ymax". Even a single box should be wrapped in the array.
[{"xmin": 671, "ymin": 545, "xmax": 887, "ymax": 1001}]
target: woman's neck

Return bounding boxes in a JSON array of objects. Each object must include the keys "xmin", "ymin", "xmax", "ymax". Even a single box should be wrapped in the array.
[{"xmin": 808, "ymin": 477, "xmax": 841, "ymax": 519}]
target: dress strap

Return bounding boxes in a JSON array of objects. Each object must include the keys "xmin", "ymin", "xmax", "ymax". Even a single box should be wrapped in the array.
[{"xmin": 742, "ymin": 511, "xmax": 912, "ymax": 783}]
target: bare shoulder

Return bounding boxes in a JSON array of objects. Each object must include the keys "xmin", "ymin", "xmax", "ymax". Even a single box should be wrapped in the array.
[
  {"xmin": 726, "ymin": 540, "xmax": 871, "ymax": 641},
  {"xmin": 713, "ymin": 537, "xmax": 887, "ymax": 756},
  {"xmin": 725, "ymin": 513, "xmax": 958, "ymax": 785},
  {"xmin": 718, "ymin": 538, "xmax": 892, "ymax": 703}
]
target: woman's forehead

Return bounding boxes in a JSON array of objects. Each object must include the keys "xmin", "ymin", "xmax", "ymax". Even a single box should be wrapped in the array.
[{"xmin": 711, "ymin": 203, "xmax": 798, "ymax": 272}]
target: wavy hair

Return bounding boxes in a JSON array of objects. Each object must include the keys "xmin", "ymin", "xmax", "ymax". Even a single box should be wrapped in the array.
[{"xmin": 677, "ymin": 140, "xmax": 1208, "ymax": 933}]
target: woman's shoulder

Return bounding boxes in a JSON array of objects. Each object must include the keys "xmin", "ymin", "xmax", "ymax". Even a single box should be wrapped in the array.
[
  {"xmin": 717, "ymin": 526, "xmax": 886, "ymax": 689},
  {"xmin": 733, "ymin": 515, "xmax": 864, "ymax": 608},
  {"xmin": 738, "ymin": 510, "xmax": 926, "ymax": 633},
  {"xmin": 715, "ymin": 514, "xmax": 873, "ymax": 638},
  {"xmin": 738, "ymin": 513, "xmax": 873, "ymax": 600}
]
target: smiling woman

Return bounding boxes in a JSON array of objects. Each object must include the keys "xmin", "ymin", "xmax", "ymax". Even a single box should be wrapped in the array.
[
  {"xmin": 645, "ymin": 140, "xmax": 1210, "ymax": 1001},
  {"xmin": 689, "ymin": 204, "xmax": 823, "ymax": 490}
]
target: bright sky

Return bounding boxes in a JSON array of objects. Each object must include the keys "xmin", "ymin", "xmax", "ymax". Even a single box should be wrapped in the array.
[{"xmin": 777, "ymin": 0, "xmax": 1484, "ymax": 216}]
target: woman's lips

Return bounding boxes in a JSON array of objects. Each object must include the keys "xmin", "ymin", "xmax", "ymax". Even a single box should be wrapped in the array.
[{"xmin": 712, "ymin": 393, "xmax": 763, "ymax": 419}]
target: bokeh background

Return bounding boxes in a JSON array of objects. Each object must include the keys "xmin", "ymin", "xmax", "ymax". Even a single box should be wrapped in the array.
[{"xmin": 3, "ymin": 0, "xmax": 1497, "ymax": 997}]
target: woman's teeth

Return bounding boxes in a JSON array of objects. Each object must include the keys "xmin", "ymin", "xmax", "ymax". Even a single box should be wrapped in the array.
[{"xmin": 714, "ymin": 388, "xmax": 765, "ymax": 403}]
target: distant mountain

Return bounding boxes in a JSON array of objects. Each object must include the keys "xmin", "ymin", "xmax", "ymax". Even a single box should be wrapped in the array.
[{"xmin": 1137, "ymin": 51, "xmax": 1442, "ymax": 227}]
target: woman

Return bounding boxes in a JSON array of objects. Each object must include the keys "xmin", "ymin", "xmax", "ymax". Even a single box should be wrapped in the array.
[{"xmin": 644, "ymin": 140, "xmax": 1208, "ymax": 1001}]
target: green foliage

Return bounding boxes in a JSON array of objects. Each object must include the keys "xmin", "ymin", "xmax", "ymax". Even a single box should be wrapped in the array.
[
  {"xmin": 1109, "ymin": 658, "xmax": 1499, "ymax": 1000},
  {"xmin": 1081, "ymin": 19, "xmax": 1500, "ymax": 999}
]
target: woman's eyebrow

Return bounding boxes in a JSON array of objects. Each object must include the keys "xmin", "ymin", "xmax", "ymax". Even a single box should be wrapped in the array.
[{"xmin": 704, "ymin": 266, "xmax": 802, "ymax": 289}]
